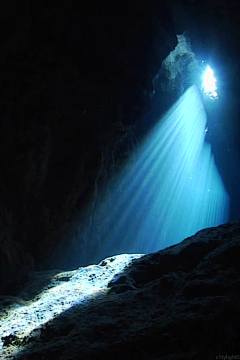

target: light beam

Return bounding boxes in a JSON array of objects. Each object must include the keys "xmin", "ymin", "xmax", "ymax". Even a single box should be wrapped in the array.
[{"xmin": 92, "ymin": 85, "xmax": 229, "ymax": 262}]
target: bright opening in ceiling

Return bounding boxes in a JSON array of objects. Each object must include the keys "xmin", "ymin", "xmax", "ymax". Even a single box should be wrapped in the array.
[{"xmin": 201, "ymin": 65, "xmax": 218, "ymax": 99}]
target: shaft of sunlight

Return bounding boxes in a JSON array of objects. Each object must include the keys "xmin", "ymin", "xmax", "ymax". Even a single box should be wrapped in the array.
[{"xmin": 93, "ymin": 85, "xmax": 229, "ymax": 261}]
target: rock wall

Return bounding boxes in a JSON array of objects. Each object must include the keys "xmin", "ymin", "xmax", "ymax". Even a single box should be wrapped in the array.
[{"xmin": 0, "ymin": 1, "xmax": 177, "ymax": 294}]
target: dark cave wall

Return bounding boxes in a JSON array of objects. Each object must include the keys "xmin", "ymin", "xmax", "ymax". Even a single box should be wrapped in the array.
[
  {"xmin": 0, "ymin": 1, "xmax": 177, "ymax": 294},
  {"xmin": 1, "ymin": 0, "xmax": 239, "ymax": 294}
]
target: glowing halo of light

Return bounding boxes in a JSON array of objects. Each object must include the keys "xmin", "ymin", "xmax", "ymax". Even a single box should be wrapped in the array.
[{"xmin": 201, "ymin": 65, "xmax": 218, "ymax": 99}]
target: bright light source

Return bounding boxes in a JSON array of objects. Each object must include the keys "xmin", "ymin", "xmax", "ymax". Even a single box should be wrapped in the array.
[{"xmin": 202, "ymin": 65, "xmax": 218, "ymax": 99}]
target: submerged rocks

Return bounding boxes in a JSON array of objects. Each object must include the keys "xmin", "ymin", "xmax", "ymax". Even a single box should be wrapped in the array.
[{"xmin": 1, "ymin": 221, "xmax": 240, "ymax": 359}]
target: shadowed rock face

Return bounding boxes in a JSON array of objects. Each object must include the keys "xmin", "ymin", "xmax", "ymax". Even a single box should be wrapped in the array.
[
  {"xmin": 0, "ymin": 1, "xmax": 240, "ymax": 295},
  {"xmin": 0, "ymin": 1, "xmax": 177, "ymax": 294},
  {"xmin": 1, "ymin": 221, "xmax": 240, "ymax": 359}
]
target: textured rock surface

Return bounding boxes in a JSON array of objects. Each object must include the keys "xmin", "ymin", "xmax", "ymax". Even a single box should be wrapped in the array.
[{"xmin": 1, "ymin": 221, "xmax": 240, "ymax": 359}]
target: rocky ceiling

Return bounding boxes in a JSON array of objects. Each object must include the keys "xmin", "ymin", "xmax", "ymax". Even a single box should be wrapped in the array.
[{"xmin": 0, "ymin": 0, "xmax": 239, "ymax": 295}]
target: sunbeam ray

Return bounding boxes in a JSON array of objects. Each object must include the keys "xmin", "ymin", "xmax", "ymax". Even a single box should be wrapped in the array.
[{"xmin": 91, "ymin": 85, "xmax": 229, "ymax": 262}]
